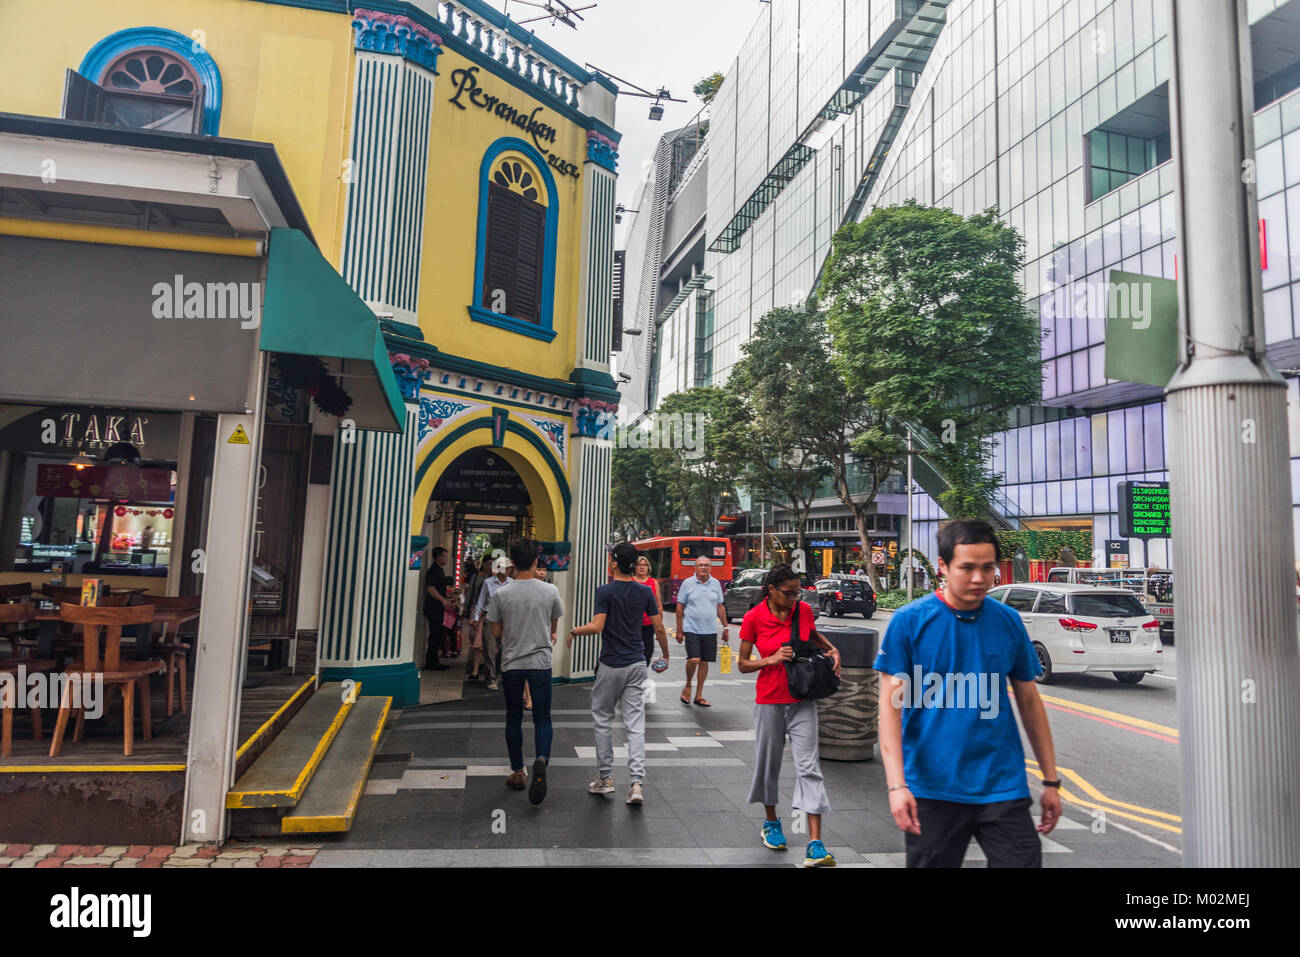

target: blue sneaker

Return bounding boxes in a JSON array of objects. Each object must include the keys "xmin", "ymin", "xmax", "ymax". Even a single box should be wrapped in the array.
[
  {"xmin": 803, "ymin": 840, "xmax": 836, "ymax": 867},
  {"xmin": 761, "ymin": 818, "xmax": 787, "ymax": 850}
]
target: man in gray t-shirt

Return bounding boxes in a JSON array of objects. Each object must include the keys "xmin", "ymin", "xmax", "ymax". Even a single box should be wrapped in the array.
[
  {"xmin": 487, "ymin": 578, "xmax": 564, "ymax": 671},
  {"xmin": 486, "ymin": 539, "xmax": 564, "ymax": 805}
]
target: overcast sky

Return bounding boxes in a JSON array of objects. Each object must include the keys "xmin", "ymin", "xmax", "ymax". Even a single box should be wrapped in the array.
[{"xmin": 491, "ymin": 0, "xmax": 762, "ymax": 242}]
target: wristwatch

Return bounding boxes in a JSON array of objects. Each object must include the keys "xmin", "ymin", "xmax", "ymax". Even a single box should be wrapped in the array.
[
  {"xmin": 887, "ymin": 783, "xmax": 909, "ymax": 792},
  {"xmin": 1042, "ymin": 779, "xmax": 1062, "ymax": 788}
]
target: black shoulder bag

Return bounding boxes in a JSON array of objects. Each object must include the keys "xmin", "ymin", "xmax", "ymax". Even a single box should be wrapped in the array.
[{"xmin": 783, "ymin": 602, "xmax": 840, "ymax": 700}]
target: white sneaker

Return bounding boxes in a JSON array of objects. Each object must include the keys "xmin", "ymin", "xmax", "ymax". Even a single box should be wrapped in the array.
[
  {"xmin": 587, "ymin": 775, "xmax": 616, "ymax": 794},
  {"xmin": 626, "ymin": 781, "xmax": 644, "ymax": 805}
]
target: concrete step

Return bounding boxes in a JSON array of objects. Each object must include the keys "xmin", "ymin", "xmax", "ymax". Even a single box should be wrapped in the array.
[
  {"xmin": 280, "ymin": 696, "xmax": 392, "ymax": 834},
  {"xmin": 225, "ymin": 682, "xmax": 359, "ymax": 809}
]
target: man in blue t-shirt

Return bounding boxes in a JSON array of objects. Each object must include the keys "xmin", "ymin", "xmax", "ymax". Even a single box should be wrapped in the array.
[
  {"xmin": 875, "ymin": 518, "xmax": 1061, "ymax": 867},
  {"xmin": 568, "ymin": 541, "xmax": 667, "ymax": 806}
]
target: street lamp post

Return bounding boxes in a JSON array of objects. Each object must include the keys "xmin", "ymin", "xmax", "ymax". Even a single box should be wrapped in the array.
[{"xmin": 1167, "ymin": 0, "xmax": 1300, "ymax": 866}]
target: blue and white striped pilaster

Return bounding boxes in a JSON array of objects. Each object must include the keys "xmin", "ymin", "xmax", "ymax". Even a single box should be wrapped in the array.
[
  {"xmin": 318, "ymin": 406, "xmax": 421, "ymax": 706},
  {"xmin": 576, "ymin": 163, "xmax": 617, "ymax": 368},
  {"xmin": 563, "ymin": 435, "xmax": 612, "ymax": 679},
  {"xmin": 341, "ymin": 52, "xmax": 434, "ymax": 321}
]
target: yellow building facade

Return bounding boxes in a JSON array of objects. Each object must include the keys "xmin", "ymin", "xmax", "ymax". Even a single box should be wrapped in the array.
[{"xmin": 0, "ymin": 0, "xmax": 623, "ymax": 704}]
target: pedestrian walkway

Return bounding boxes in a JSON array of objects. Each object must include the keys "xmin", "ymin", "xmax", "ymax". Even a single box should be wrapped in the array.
[
  {"xmin": 307, "ymin": 656, "xmax": 1179, "ymax": 867},
  {"xmin": 0, "ymin": 842, "xmax": 321, "ymax": 868}
]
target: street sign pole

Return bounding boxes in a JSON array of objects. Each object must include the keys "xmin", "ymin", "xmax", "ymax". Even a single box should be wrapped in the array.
[
  {"xmin": 906, "ymin": 427, "xmax": 914, "ymax": 603},
  {"xmin": 1167, "ymin": 0, "xmax": 1300, "ymax": 865}
]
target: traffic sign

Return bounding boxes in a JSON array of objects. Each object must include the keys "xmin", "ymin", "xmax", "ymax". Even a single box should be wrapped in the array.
[{"xmin": 871, "ymin": 551, "xmax": 885, "ymax": 565}]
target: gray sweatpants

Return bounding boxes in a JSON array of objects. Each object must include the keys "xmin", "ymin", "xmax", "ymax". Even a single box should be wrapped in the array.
[
  {"xmin": 747, "ymin": 700, "xmax": 831, "ymax": 815},
  {"xmin": 591, "ymin": 661, "xmax": 647, "ymax": 782}
]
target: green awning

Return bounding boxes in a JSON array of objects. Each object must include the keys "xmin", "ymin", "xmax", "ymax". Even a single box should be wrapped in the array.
[{"xmin": 262, "ymin": 228, "xmax": 405, "ymax": 432}]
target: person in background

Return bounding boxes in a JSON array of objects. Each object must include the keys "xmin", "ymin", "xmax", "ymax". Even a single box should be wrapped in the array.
[
  {"xmin": 634, "ymin": 555, "xmax": 669, "ymax": 665},
  {"xmin": 474, "ymin": 555, "xmax": 513, "ymax": 691},
  {"xmin": 463, "ymin": 557, "xmax": 491, "ymax": 683},
  {"xmin": 569, "ymin": 541, "xmax": 667, "ymax": 806},
  {"xmin": 675, "ymin": 554, "xmax": 727, "ymax": 706},
  {"xmin": 737, "ymin": 563, "xmax": 841, "ymax": 867},
  {"xmin": 487, "ymin": 539, "xmax": 563, "ymax": 805},
  {"xmin": 423, "ymin": 546, "xmax": 453, "ymax": 671}
]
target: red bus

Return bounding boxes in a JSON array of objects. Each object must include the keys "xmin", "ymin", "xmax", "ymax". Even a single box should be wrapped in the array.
[{"xmin": 632, "ymin": 536, "xmax": 733, "ymax": 610}]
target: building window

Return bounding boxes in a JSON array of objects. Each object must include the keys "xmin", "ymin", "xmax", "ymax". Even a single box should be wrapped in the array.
[
  {"xmin": 469, "ymin": 141, "xmax": 559, "ymax": 342},
  {"xmin": 72, "ymin": 27, "xmax": 223, "ymax": 135},
  {"xmin": 1086, "ymin": 85, "xmax": 1172, "ymax": 202}
]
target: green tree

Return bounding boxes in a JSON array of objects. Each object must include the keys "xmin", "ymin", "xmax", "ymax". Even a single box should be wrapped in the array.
[
  {"xmin": 610, "ymin": 445, "xmax": 678, "ymax": 539},
  {"xmin": 693, "ymin": 72, "xmax": 724, "ymax": 105},
  {"xmin": 728, "ymin": 306, "xmax": 903, "ymax": 591},
  {"xmin": 724, "ymin": 306, "xmax": 836, "ymax": 559},
  {"xmin": 651, "ymin": 387, "xmax": 737, "ymax": 533},
  {"xmin": 821, "ymin": 201, "xmax": 1041, "ymax": 519}
]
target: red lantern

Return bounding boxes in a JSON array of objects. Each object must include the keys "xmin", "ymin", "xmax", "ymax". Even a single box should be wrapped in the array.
[
  {"xmin": 163, "ymin": 508, "xmax": 174, "ymax": 519},
  {"xmin": 115, "ymin": 506, "xmax": 126, "ymax": 517}
]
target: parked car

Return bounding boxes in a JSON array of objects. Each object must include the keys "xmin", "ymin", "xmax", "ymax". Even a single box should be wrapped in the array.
[
  {"xmin": 723, "ymin": 567, "xmax": 819, "ymax": 623},
  {"xmin": 814, "ymin": 575, "xmax": 877, "ymax": 618},
  {"xmin": 1046, "ymin": 566, "xmax": 1175, "ymax": 642},
  {"xmin": 986, "ymin": 582, "xmax": 1164, "ymax": 685}
]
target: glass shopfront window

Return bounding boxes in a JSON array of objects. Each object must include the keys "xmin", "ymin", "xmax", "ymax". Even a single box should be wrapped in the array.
[{"xmin": 0, "ymin": 405, "xmax": 180, "ymax": 577}]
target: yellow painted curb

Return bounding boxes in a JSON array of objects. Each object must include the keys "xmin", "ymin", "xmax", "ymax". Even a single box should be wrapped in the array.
[
  {"xmin": 0, "ymin": 764, "xmax": 185, "ymax": 773},
  {"xmin": 236, "ymin": 677, "xmax": 317, "ymax": 762},
  {"xmin": 282, "ymin": 697, "xmax": 392, "ymax": 834},
  {"xmin": 226, "ymin": 683, "xmax": 359, "ymax": 809}
]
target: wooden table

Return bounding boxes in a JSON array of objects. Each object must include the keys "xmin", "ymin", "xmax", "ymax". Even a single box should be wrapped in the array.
[{"xmin": 31, "ymin": 604, "xmax": 196, "ymax": 660}]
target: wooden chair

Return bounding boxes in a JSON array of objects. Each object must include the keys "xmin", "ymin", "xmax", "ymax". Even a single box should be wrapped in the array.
[
  {"xmin": 49, "ymin": 604, "xmax": 163, "ymax": 757},
  {"xmin": 0, "ymin": 583, "xmax": 36, "ymax": 658},
  {"xmin": 47, "ymin": 592, "xmax": 133, "ymax": 666},
  {"xmin": 0, "ymin": 603, "xmax": 55, "ymax": 757},
  {"xmin": 138, "ymin": 594, "xmax": 200, "ymax": 718}
]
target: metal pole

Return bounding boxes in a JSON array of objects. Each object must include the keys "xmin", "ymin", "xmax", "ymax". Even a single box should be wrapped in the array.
[
  {"xmin": 906, "ymin": 428, "xmax": 914, "ymax": 602},
  {"xmin": 1166, "ymin": 0, "xmax": 1300, "ymax": 866},
  {"xmin": 759, "ymin": 495, "xmax": 766, "ymax": 567}
]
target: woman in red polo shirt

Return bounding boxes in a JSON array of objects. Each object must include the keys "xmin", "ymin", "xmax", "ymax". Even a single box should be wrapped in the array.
[{"xmin": 737, "ymin": 563, "xmax": 842, "ymax": 867}]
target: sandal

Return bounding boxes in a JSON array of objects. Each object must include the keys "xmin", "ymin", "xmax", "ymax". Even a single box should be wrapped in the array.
[
  {"xmin": 694, "ymin": 697, "xmax": 712, "ymax": 707},
  {"xmin": 680, "ymin": 691, "xmax": 692, "ymax": 705}
]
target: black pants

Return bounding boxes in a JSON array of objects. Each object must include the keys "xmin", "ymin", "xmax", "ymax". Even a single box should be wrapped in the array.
[
  {"xmin": 642, "ymin": 624, "xmax": 656, "ymax": 665},
  {"xmin": 423, "ymin": 601, "xmax": 443, "ymax": 668},
  {"xmin": 905, "ymin": 797, "xmax": 1042, "ymax": 868}
]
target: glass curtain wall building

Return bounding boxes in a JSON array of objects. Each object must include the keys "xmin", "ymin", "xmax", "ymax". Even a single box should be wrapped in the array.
[{"xmin": 688, "ymin": 0, "xmax": 1300, "ymax": 571}]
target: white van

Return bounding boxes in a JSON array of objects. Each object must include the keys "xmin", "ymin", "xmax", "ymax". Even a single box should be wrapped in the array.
[{"xmin": 1045, "ymin": 567, "xmax": 1174, "ymax": 640}]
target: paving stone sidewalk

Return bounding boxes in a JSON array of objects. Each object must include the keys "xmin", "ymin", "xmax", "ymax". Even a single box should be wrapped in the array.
[
  {"xmin": 0, "ymin": 842, "xmax": 321, "ymax": 868},
  {"xmin": 307, "ymin": 654, "xmax": 1181, "ymax": 868}
]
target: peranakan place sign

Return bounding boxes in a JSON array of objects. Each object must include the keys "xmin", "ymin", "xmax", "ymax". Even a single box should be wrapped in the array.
[{"xmin": 448, "ymin": 66, "xmax": 581, "ymax": 178}]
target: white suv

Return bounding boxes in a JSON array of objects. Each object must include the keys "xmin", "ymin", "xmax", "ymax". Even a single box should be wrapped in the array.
[{"xmin": 986, "ymin": 583, "xmax": 1164, "ymax": 685}]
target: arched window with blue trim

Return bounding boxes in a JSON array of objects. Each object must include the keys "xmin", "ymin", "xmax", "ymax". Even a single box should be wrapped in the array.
[
  {"xmin": 469, "ymin": 139, "xmax": 559, "ymax": 343},
  {"xmin": 64, "ymin": 27, "xmax": 222, "ymax": 135}
]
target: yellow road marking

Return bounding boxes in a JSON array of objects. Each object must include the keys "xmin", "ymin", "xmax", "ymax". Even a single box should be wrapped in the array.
[
  {"xmin": 1036, "ymin": 692, "xmax": 1179, "ymax": 737},
  {"xmin": 1026, "ymin": 762, "xmax": 1182, "ymax": 833}
]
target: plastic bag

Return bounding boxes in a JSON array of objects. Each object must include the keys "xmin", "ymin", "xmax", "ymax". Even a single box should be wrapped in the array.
[{"xmin": 719, "ymin": 642, "xmax": 732, "ymax": 674}]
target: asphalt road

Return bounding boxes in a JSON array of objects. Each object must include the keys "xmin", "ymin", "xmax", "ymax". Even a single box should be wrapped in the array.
[{"xmin": 665, "ymin": 602, "xmax": 1184, "ymax": 860}]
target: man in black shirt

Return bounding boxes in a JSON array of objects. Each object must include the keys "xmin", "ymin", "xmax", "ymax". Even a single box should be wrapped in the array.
[
  {"xmin": 423, "ymin": 546, "xmax": 453, "ymax": 671},
  {"xmin": 569, "ymin": 541, "xmax": 667, "ymax": 806}
]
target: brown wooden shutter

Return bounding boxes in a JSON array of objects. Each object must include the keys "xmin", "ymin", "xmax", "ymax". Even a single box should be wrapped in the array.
[{"xmin": 483, "ymin": 182, "xmax": 546, "ymax": 326}]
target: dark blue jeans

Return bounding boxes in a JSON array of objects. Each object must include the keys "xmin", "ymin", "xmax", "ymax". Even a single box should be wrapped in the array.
[{"xmin": 502, "ymin": 669, "xmax": 553, "ymax": 772}]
